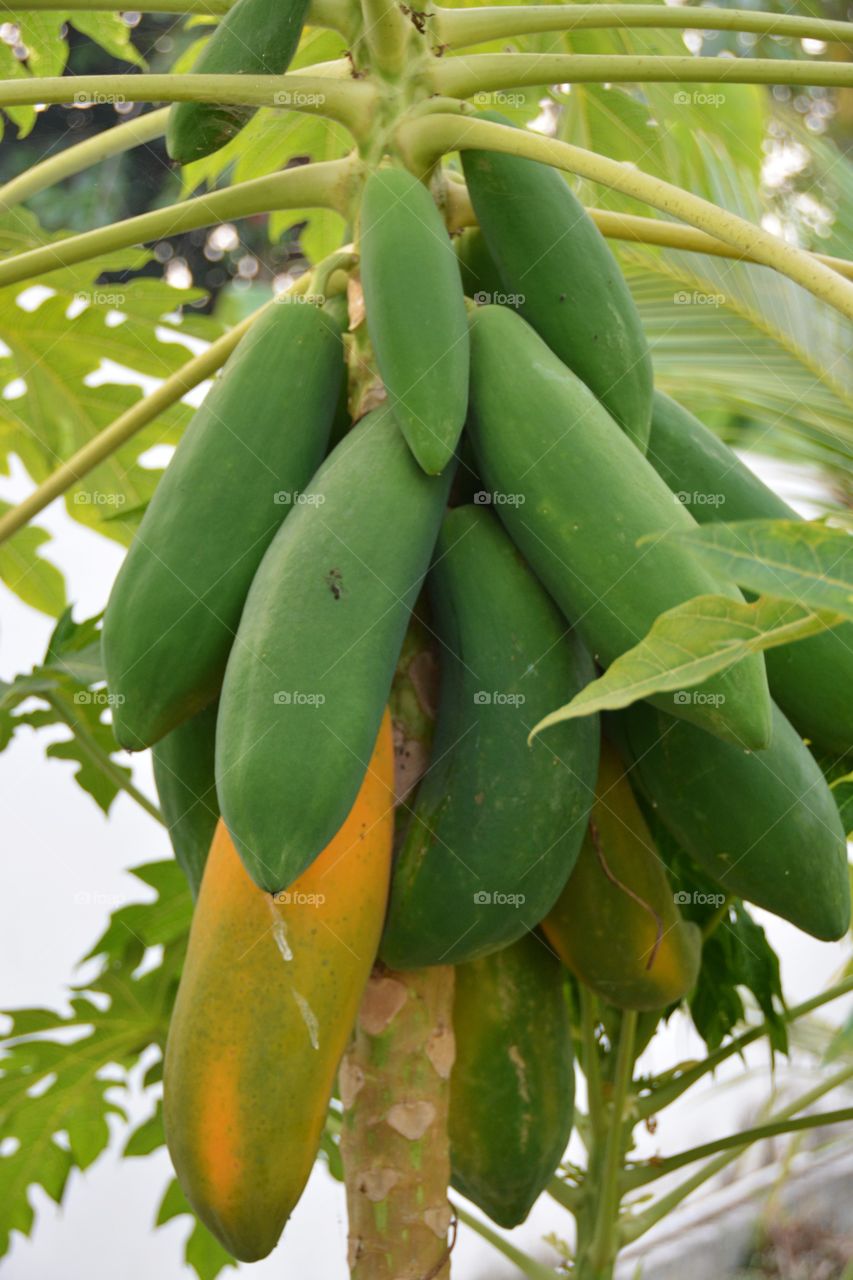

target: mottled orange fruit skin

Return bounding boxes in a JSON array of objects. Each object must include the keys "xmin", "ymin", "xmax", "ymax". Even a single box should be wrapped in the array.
[{"xmin": 164, "ymin": 710, "xmax": 394, "ymax": 1262}]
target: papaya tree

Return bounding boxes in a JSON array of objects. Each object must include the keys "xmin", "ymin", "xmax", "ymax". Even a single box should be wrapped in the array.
[{"xmin": 0, "ymin": 1, "xmax": 851, "ymax": 1277}]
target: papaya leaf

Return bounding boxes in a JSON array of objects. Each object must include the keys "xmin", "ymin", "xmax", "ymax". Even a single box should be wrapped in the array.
[
  {"xmin": 123, "ymin": 1102, "xmax": 164, "ymax": 1158},
  {"xmin": 615, "ymin": 132, "xmax": 853, "ymax": 479},
  {"xmin": 0, "ymin": 850, "xmax": 190, "ymax": 1260},
  {"xmin": 0, "ymin": 211, "xmax": 220, "ymax": 546},
  {"xmin": 658, "ymin": 520, "xmax": 853, "ymax": 620},
  {"xmin": 0, "ymin": 11, "xmax": 143, "ymax": 138},
  {"xmin": 0, "ymin": 609, "xmax": 146, "ymax": 815},
  {"xmin": 0, "ymin": 500, "xmax": 66, "ymax": 616},
  {"xmin": 529, "ymin": 594, "xmax": 843, "ymax": 732},
  {"xmin": 85, "ymin": 862, "xmax": 193, "ymax": 963},
  {"xmin": 0, "ymin": 960, "xmax": 179, "ymax": 1258},
  {"xmin": 644, "ymin": 806, "xmax": 786, "ymax": 1054},
  {"xmin": 157, "ymin": 1179, "xmax": 237, "ymax": 1280}
]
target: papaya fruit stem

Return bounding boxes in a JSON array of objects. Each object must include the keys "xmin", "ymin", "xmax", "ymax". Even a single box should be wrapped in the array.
[
  {"xmin": 622, "ymin": 1103, "xmax": 853, "ymax": 1192},
  {"xmin": 311, "ymin": 246, "xmax": 358, "ymax": 300},
  {"xmin": 340, "ymin": 965, "xmax": 456, "ymax": 1280},
  {"xmin": 581, "ymin": 209, "xmax": 853, "ymax": 283},
  {"xmin": 395, "ymin": 114, "xmax": 853, "ymax": 323},
  {"xmin": 586, "ymin": 1009, "xmax": 637, "ymax": 1274},
  {"xmin": 0, "ymin": 71, "xmax": 375, "ymax": 130},
  {"xmin": 442, "ymin": 180, "xmax": 853, "ymax": 280},
  {"xmin": 452, "ymin": 1203, "xmax": 557, "ymax": 1280},
  {"xmin": 636, "ymin": 972, "xmax": 853, "ymax": 1119},
  {"xmin": 0, "ymin": 108, "xmax": 168, "ymax": 216},
  {"xmin": 621, "ymin": 1063, "xmax": 853, "ymax": 1245},
  {"xmin": 46, "ymin": 693, "xmax": 164, "ymax": 823},
  {"xmin": 433, "ymin": 3, "xmax": 853, "ymax": 51},
  {"xmin": 0, "ymin": 155, "xmax": 359, "ymax": 294},
  {"xmin": 358, "ymin": 0, "xmax": 412, "ymax": 80},
  {"xmin": 431, "ymin": 52, "xmax": 853, "ymax": 98},
  {"xmin": 578, "ymin": 986, "xmax": 605, "ymax": 1145}
]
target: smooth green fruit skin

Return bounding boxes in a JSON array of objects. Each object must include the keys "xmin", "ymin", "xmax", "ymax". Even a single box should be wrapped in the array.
[
  {"xmin": 216, "ymin": 407, "xmax": 454, "ymax": 893},
  {"xmin": 381, "ymin": 505, "xmax": 599, "ymax": 967},
  {"xmin": 103, "ymin": 301, "xmax": 343, "ymax": 750},
  {"xmin": 467, "ymin": 305, "xmax": 772, "ymax": 750},
  {"xmin": 649, "ymin": 391, "xmax": 853, "ymax": 757},
  {"xmin": 152, "ymin": 701, "xmax": 219, "ymax": 898},
  {"xmin": 454, "ymin": 227, "xmax": 505, "ymax": 303},
  {"xmin": 450, "ymin": 933, "xmax": 575, "ymax": 1228},
  {"xmin": 360, "ymin": 168, "xmax": 469, "ymax": 475},
  {"xmin": 462, "ymin": 122, "xmax": 653, "ymax": 451},
  {"xmin": 615, "ymin": 701, "xmax": 850, "ymax": 941},
  {"xmin": 166, "ymin": 0, "xmax": 310, "ymax": 164},
  {"xmin": 542, "ymin": 740, "xmax": 701, "ymax": 1011}
]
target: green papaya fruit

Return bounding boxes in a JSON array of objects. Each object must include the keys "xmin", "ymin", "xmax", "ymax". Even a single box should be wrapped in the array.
[
  {"xmin": 152, "ymin": 701, "xmax": 219, "ymax": 898},
  {"xmin": 467, "ymin": 305, "xmax": 772, "ymax": 750},
  {"xmin": 103, "ymin": 300, "xmax": 343, "ymax": 750},
  {"xmin": 166, "ymin": 0, "xmax": 311, "ymax": 164},
  {"xmin": 542, "ymin": 740, "xmax": 702, "ymax": 1010},
  {"xmin": 216, "ymin": 407, "xmax": 454, "ymax": 893},
  {"xmin": 648, "ymin": 391, "xmax": 853, "ymax": 756},
  {"xmin": 450, "ymin": 933, "xmax": 575, "ymax": 1228},
  {"xmin": 462, "ymin": 116, "xmax": 653, "ymax": 451},
  {"xmin": 614, "ymin": 701, "xmax": 850, "ymax": 941},
  {"xmin": 381, "ymin": 505, "xmax": 599, "ymax": 967},
  {"xmin": 454, "ymin": 226, "xmax": 504, "ymax": 303},
  {"xmin": 360, "ymin": 167, "xmax": 469, "ymax": 474}
]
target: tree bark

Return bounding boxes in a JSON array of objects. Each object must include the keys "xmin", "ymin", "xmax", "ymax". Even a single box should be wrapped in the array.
[{"xmin": 340, "ymin": 964, "xmax": 456, "ymax": 1280}]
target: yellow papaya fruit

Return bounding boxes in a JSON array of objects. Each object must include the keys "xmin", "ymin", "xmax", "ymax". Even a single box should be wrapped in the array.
[
  {"xmin": 163, "ymin": 710, "xmax": 395, "ymax": 1261},
  {"xmin": 542, "ymin": 741, "xmax": 701, "ymax": 1011}
]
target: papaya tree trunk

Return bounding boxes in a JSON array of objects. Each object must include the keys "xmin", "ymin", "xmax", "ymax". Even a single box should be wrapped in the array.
[
  {"xmin": 340, "ymin": 611, "xmax": 454, "ymax": 1279},
  {"xmin": 340, "ymin": 963, "xmax": 456, "ymax": 1280}
]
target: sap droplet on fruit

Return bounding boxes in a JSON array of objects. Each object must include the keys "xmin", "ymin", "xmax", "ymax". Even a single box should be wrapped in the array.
[
  {"xmin": 267, "ymin": 896, "xmax": 293, "ymax": 961},
  {"xmin": 293, "ymin": 990, "xmax": 320, "ymax": 1049}
]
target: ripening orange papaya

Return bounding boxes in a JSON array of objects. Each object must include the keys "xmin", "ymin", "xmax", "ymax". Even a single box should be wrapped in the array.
[
  {"xmin": 542, "ymin": 740, "xmax": 702, "ymax": 1011},
  {"xmin": 163, "ymin": 710, "xmax": 395, "ymax": 1262}
]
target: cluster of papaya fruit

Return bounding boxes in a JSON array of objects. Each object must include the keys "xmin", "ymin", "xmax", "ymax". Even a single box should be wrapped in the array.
[{"xmin": 101, "ymin": 37, "xmax": 852, "ymax": 1258}]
